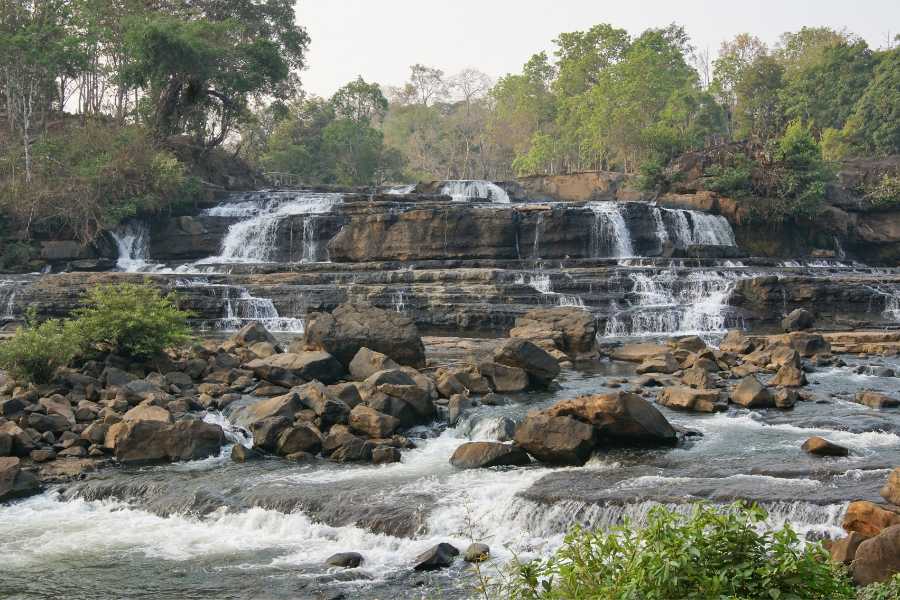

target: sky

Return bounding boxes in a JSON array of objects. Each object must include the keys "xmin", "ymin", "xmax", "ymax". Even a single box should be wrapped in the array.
[{"xmin": 294, "ymin": 0, "xmax": 899, "ymax": 97}]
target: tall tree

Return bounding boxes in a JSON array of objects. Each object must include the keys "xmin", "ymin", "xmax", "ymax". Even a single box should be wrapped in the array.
[{"xmin": 712, "ymin": 34, "xmax": 767, "ymax": 133}]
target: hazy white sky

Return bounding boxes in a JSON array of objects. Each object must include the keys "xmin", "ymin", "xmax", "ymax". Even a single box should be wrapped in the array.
[{"xmin": 295, "ymin": 0, "xmax": 899, "ymax": 97}]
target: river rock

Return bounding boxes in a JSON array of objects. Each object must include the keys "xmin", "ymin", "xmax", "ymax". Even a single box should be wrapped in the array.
[
  {"xmin": 349, "ymin": 405, "xmax": 400, "ymax": 438},
  {"xmin": 302, "ymin": 302, "xmax": 426, "ymax": 369},
  {"xmin": 781, "ymin": 308, "xmax": 814, "ymax": 332},
  {"xmin": 327, "ymin": 382, "xmax": 363, "ymax": 408},
  {"xmin": 449, "ymin": 442, "xmax": 531, "ymax": 469},
  {"xmin": 545, "ymin": 392, "xmax": 678, "ymax": 446},
  {"xmin": 0, "ymin": 456, "xmax": 40, "ymax": 501},
  {"xmin": 770, "ymin": 365, "xmax": 807, "ymax": 387},
  {"xmin": 852, "ymin": 524, "xmax": 900, "ymax": 585},
  {"xmin": 247, "ymin": 351, "xmax": 344, "ymax": 386},
  {"xmin": 773, "ymin": 387, "xmax": 799, "ymax": 409},
  {"xmin": 510, "ymin": 307, "xmax": 598, "ymax": 359},
  {"xmin": 122, "ymin": 404, "xmax": 173, "ymax": 423},
  {"xmin": 843, "ymin": 500, "xmax": 900, "ymax": 537},
  {"xmin": 477, "ymin": 361, "xmax": 528, "ymax": 393},
  {"xmin": 492, "ymin": 338, "xmax": 560, "ymax": 387},
  {"xmin": 229, "ymin": 321, "xmax": 278, "ymax": 348},
  {"xmin": 730, "ymin": 376, "xmax": 773, "ymax": 408},
  {"xmin": 38, "ymin": 395, "xmax": 75, "ymax": 426},
  {"xmin": 608, "ymin": 343, "xmax": 670, "ymax": 363},
  {"xmin": 349, "ymin": 348, "xmax": 399, "ymax": 380},
  {"xmin": 242, "ymin": 391, "xmax": 301, "ymax": 428},
  {"xmin": 855, "ymin": 390, "xmax": 900, "ymax": 409},
  {"xmin": 371, "ymin": 446, "xmax": 401, "ymax": 464},
  {"xmin": 249, "ymin": 417, "xmax": 291, "ymax": 452},
  {"xmin": 294, "ymin": 381, "xmax": 350, "ymax": 428},
  {"xmin": 330, "ymin": 436, "xmax": 373, "ymax": 462},
  {"xmin": 770, "ymin": 346, "xmax": 801, "ymax": 369},
  {"xmin": 0, "ymin": 421, "xmax": 35, "ymax": 456},
  {"xmin": 413, "ymin": 542, "xmax": 459, "ymax": 571},
  {"xmin": 276, "ymin": 423, "xmax": 322, "ymax": 456},
  {"xmin": 464, "ymin": 543, "xmax": 490, "ymax": 563},
  {"xmin": 635, "ymin": 353, "xmax": 680, "ymax": 375},
  {"xmin": 770, "ymin": 332, "xmax": 830, "ymax": 358},
  {"xmin": 657, "ymin": 386, "xmax": 724, "ymax": 413},
  {"xmin": 231, "ymin": 444, "xmax": 264, "ymax": 462},
  {"xmin": 681, "ymin": 366, "xmax": 717, "ymax": 389},
  {"xmin": 327, "ymin": 552, "xmax": 363, "ymax": 568},
  {"xmin": 514, "ymin": 414, "xmax": 595, "ymax": 465},
  {"xmin": 104, "ymin": 419, "xmax": 225, "ymax": 463},
  {"xmin": 881, "ymin": 467, "xmax": 900, "ymax": 505},
  {"xmin": 720, "ymin": 330, "xmax": 754, "ymax": 354},
  {"xmin": 830, "ymin": 531, "xmax": 866, "ymax": 564},
  {"xmin": 801, "ymin": 436, "xmax": 849, "ymax": 456}
]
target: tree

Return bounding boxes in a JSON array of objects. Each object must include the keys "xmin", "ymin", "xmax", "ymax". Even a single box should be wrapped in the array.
[
  {"xmin": 733, "ymin": 55, "xmax": 785, "ymax": 142},
  {"xmin": 842, "ymin": 47, "xmax": 900, "ymax": 155},
  {"xmin": 552, "ymin": 24, "xmax": 629, "ymax": 96},
  {"xmin": 0, "ymin": 0, "xmax": 84, "ymax": 185},
  {"xmin": 448, "ymin": 68, "xmax": 492, "ymax": 107},
  {"xmin": 775, "ymin": 26, "xmax": 852, "ymax": 76},
  {"xmin": 330, "ymin": 76, "xmax": 388, "ymax": 125},
  {"xmin": 712, "ymin": 34, "xmax": 767, "ymax": 132},
  {"xmin": 405, "ymin": 63, "xmax": 445, "ymax": 106}
]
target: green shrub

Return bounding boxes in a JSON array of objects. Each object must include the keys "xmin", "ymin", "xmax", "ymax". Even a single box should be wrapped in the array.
[
  {"xmin": 705, "ymin": 156, "xmax": 755, "ymax": 198},
  {"xmin": 503, "ymin": 503, "xmax": 854, "ymax": 600},
  {"xmin": 73, "ymin": 282, "xmax": 192, "ymax": 359},
  {"xmin": 859, "ymin": 574, "xmax": 900, "ymax": 600},
  {"xmin": 0, "ymin": 312, "xmax": 82, "ymax": 384},
  {"xmin": 636, "ymin": 157, "xmax": 669, "ymax": 193},
  {"xmin": 863, "ymin": 173, "xmax": 900, "ymax": 209},
  {"xmin": 0, "ymin": 241, "xmax": 37, "ymax": 272}
]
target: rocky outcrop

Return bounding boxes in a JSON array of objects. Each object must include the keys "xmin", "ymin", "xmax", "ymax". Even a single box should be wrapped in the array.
[
  {"xmin": 510, "ymin": 307, "xmax": 598, "ymax": 360},
  {"xmin": 302, "ymin": 302, "xmax": 426, "ymax": 369},
  {"xmin": 842, "ymin": 501, "xmax": 900, "ymax": 537},
  {"xmin": 657, "ymin": 386, "xmax": 724, "ymax": 413},
  {"xmin": 0, "ymin": 457, "xmax": 41, "ymax": 501},
  {"xmin": 492, "ymin": 338, "xmax": 560, "ymax": 387},
  {"xmin": 104, "ymin": 419, "xmax": 225, "ymax": 463}
]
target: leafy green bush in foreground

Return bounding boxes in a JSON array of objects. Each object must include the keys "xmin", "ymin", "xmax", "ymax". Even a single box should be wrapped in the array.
[
  {"xmin": 503, "ymin": 503, "xmax": 854, "ymax": 600},
  {"xmin": 73, "ymin": 282, "xmax": 192, "ymax": 359},
  {"xmin": 858, "ymin": 573, "xmax": 900, "ymax": 600},
  {"xmin": 0, "ymin": 312, "xmax": 82, "ymax": 384}
]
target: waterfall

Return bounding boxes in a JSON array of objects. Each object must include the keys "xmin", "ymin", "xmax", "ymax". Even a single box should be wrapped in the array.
[
  {"xmin": 206, "ymin": 191, "xmax": 342, "ymax": 263},
  {"xmin": 217, "ymin": 287, "xmax": 305, "ymax": 333},
  {"xmin": 604, "ymin": 269, "xmax": 742, "ymax": 338},
  {"xmin": 112, "ymin": 221, "xmax": 153, "ymax": 272},
  {"xmin": 532, "ymin": 213, "xmax": 544, "ymax": 259},
  {"xmin": 386, "ymin": 184, "xmax": 416, "ymax": 195},
  {"xmin": 440, "ymin": 180, "xmax": 511, "ymax": 203},
  {"xmin": 588, "ymin": 202, "xmax": 633, "ymax": 258},
  {"xmin": 0, "ymin": 281, "xmax": 18, "ymax": 319},
  {"xmin": 654, "ymin": 208, "xmax": 737, "ymax": 248},
  {"xmin": 301, "ymin": 216, "xmax": 326, "ymax": 263}
]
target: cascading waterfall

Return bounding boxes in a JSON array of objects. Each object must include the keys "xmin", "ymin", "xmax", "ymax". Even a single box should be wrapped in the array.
[
  {"xmin": 588, "ymin": 202, "xmax": 633, "ymax": 258},
  {"xmin": 112, "ymin": 221, "xmax": 154, "ymax": 272},
  {"xmin": 0, "ymin": 281, "xmax": 18, "ymax": 319},
  {"xmin": 604, "ymin": 269, "xmax": 743, "ymax": 338},
  {"xmin": 386, "ymin": 184, "xmax": 416, "ymax": 195},
  {"xmin": 440, "ymin": 180, "xmax": 511, "ymax": 203},
  {"xmin": 653, "ymin": 207, "xmax": 737, "ymax": 248},
  {"xmin": 206, "ymin": 191, "xmax": 342, "ymax": 263},
  {"xmin": 217, "ymin": 287, "xmax": 304, "ymax": 333}
]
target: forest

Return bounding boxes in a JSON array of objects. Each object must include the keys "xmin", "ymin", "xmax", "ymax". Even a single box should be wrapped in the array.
[{"xmin": 1, "ymin": 0, "xmax": 899, "ymax": 248}]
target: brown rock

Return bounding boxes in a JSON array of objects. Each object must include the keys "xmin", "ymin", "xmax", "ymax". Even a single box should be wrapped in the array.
[
  {"xmin": 635, "ymin": 353, "xmax": 680, "ymax": 375},
  {"xmin": 449, "ymin": 442, "xmax": 531, "ymax": 469},
  {"xmin": 349, "ymin": 347, "xmax": 400, "ymax": 380},
  {"xmin": 855, "ymin": 390, "xmax": 900, "ymax": 409},
  {"xmin": 478, "ymin": 361, "xmax": 529, "ymax": 393},
  {"xmin": 229, "ymin": 321, "xmax": 278, "ymax": 348},
  {"xmin": 493, "ymin": 338, "xmax": 560, "ymax": 387},
  {"xmin": 657, "ymin": 386, "xmax": 724, "ymax": 413},
  {"xmin": 843, "ymin": 501, "xmax": 900, "ymax": 537},
  {"xmin": 801, "ymin": 436, "xmax": 849, "ymax": 456},
  {"xmin": 771, "ymin": 365, "xmax": 807, "ymax": 387},
  {"xmin": 104, "ymin": 419, "xmax": 225, "ymax": 463},
  {"xmin": 122, "ymin": 404, "xmax": 173, "ymax": 423},
  {"xmin": 0, "ymin": 457, "xmax": 40, "ymax": 501},
  {"xmin": 730, "ymin": 376, "xmax": 773, "ymax": 408},
  {"xmin": 371, "ymin": 446, "xmax": 401, "ymax": 464},
  {"xmin": 510, "ymin": 307, "xmax": 598, "ymax": 359},
  {"xmin": 681, "ymin": 366, "xmax": 717, "ymax": 389},
  {"xmin": 829, "ymin": 531, "xmax": 866, "ymax": 565},
  {"xmin": 349, "ymin": 405, "xmax": 400, "ymax": 438},
  {"xmin": 514, "ymin": 414, "xmax": 595, "ymax": 465},
  {"xmin": 881, "ymin": 467, "xmax": 900, "ymax": 505},
  {"xmin": 853, "ymin": 525, "xmax": 900, "ymax": 586},
  {"xmin": 720, "ymin": 330, "xmax": 754, "ymax": 354},
  {"xmin": 545, "ymin": 392, "xmax": 678, "ymax": 445},
  {"xmin": 276, "ymin": 423, "xmax": 322, "ymax": 456}
]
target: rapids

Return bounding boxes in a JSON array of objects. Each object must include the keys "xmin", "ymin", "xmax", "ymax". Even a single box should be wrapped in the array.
[{"xmin": 3, "ymin": 357, "xmax": 900, "ymax": 599}]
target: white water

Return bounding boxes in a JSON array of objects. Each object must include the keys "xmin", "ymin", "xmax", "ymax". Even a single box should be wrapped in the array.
[
  {"xmin": 588, "ymin": 202, "xmax": 633, "ymax": 258},
  {"xmin": 605, "ymin": 269, "xmax": 743, "ymax": 338},
  {"xmin": 206, "ymin": 191, "xmax": 342, "ymax": 263},
  {"xmin": 112, "ymin": 221, "xmax": 158, "ymax": 272},
  {"xmin": 654, "ymin": 208, "xmax": 737, "ymax": 248},
  {"xmin": 440, "ymin": 180, "xmax": 511, "ymax": 203},
  {"xmin": 0, "ymin": 280, "xmax": 19, "ymax": 319},
  {"xmin": 215, "ymin": 287, "xmax": 304, "ymax": 333},
  {"xmin": 386, "ymin": 184, "xmax": 416, "ymax": 195}
]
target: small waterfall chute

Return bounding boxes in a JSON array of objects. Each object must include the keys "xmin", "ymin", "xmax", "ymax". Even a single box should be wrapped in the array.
[
  {"xmin": 588, "ymin": 202, "xmax": 633, "ymax": 258},
  {"xmin": 440, "ymin": 180, "xmax": 511, "ymax": 203},
  {"xmin": 654, "ymin": 208, "xmax": 737, "ymax": 248},
  {"xmin": 112, "ymin": 221, "xmax": 154, "ymax": 272}
]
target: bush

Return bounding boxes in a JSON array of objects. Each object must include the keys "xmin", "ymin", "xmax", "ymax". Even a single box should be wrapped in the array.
[
  {"xmin": 73, "ymin": 282, "xmax": 192, "ymax": 359},
  {"xmin": 859, "ymin": 573, "xmax": 900, "ymax": 600},
  {"xmin": 503, "ymin": 503, "xmax": 854, "ymax": 600},
  {"xmin": 863, "ymin": 173, "xmax": 900, "ymax": 209},
  {"xmin": 0, "ymin": 312, "xmax": 82, "ymax": 384},
  {"xmin": 705, "ymin": 156, "xmax": 755, "ymax": 198}
]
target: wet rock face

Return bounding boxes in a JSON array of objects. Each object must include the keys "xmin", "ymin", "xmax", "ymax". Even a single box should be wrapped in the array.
[
  {"xmin": 514, "ymin": 414, "xmax": 595, "ymax": 466},
  {"xmin": 104, "ymin": 419, "xmax": 225, "ymax": 463},
  {"xmin": 449, "ymin": 442, "xmax": 531, "ymax": 469},
  {"xmin": 303, "ymin": 302, "xmax": 426, "ymax": 369},
  {"xmin": 413, "ymin": 543, "xmax": 459, "ymax": 571},
  {"xmin": 0, "ymin": 456, "xmax": 41, "ymax": 501}
]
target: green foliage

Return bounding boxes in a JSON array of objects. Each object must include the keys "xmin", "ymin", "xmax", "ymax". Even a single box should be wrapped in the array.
[
  {"xmin": 72, "ymin": 282, "xmax": 192, "ymax": 359},
  {"xmin": 0, "ymin": 311, "xmax": 82, "ymax": 384},
  {"xmin": 635, "ymin": 158, "xmax": 668, "ymax": 193},
  {"xmin": 705, "ymin": 155, "xmax": 755, "ymax": 198},
  {"xmin": 766, "ymin": 120, "xmax": 834, "ymax": 218},
  {"xmin": 842, "ymin": 47, "xmax": 900, "ymax": 156},
  {"xmin": 503, "ymin": 503, "xmax": 854, "ymax": 600},
  {"xmin": 858, "ymin": 573, "xmax": 900, "ymax": 600},
  {"xmin": 863, "ymin": 174, "xmax": 900, "ymax": 209},
  {"xmin": 734, "ymin": 55, "xmax": 786, "ymax": 142},
  {"xmin": 0, "ymin": 241, "xmax": 36, "ymax": 272}
]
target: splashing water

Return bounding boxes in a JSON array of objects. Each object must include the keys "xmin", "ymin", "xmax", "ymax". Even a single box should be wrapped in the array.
[
  {"xmin": 588, "ymin": 202, "xmax": 633, "ymax": 258},
  {"xmin": 112, "ymin": 221, "xmax": 156, "ymax": 272},
  {"xmin": 440, "ymin": 180, "xmax": 510, "ymax": 203}
]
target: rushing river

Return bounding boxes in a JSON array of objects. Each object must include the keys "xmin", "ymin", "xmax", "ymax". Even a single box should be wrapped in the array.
[{"xmin": 2, "ymin": 353, "xmax": 900, "ymax": 599}]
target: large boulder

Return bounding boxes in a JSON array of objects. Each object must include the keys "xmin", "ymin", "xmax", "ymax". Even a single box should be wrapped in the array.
[
  {"xmin": 0, "ymin": 457, "xmax": 40, "ymax": 502},
  {"xmin": 275, "ymin": 423, "xmax": 322, "ymax": 456},
  {"xmin": 781, "ymin": 308, "xmax": 814, "ymax": 332},
  {"xmin": 104, "ymin": 419, "xmax": 225, "ymax": 463},
  {"xmin": 770, "ymin": 364, "xmax": 807, "ymax": 387},
  {"xmin": 657, "ymin": 386, "xmax": 724, "ymax": 413},
  {"xmin": 349, "ymin": 348, "xmax": 399, "ymax": 380},
  {"xmin": 302, "ymin": 302, "xmax": 425, "ymax": 369},
  {"xmin": 246, "ymin": 351, "xmax": 344, "ymax": 386},
  {"xmin": 413, "ymin": 543, "xmax": 459, "ymax": 571},
  {"xmin": 477, "ymin": 361, "xmax": 529, "ymax": 393},
  {"xmin": 720, "ymin": 330, "xmax": 753, "ymax": 354},
  {"xmin": 882, "ymin": 467, "xmax": 900, "ymax": 505},
  {"xmin": 635, "ymin": 353, "xmax": 680, "ymax": 375},
  {"xmin": 855, "ymin": 390, "xmax": 900, "ymax": 409},
  {"xmin": 122, "ymin": 404, "xmax": 173, "ymax": 423},
  {"xmin": 801, "ymin": 436, "xmax": 849, "ymax": 457},
  {"xmin": 853, "ymin": 525, "xmax": 900, "ymax": 586},
  {"xmin": 730, "ymin": 376, "xmax": 774, "ymax": 408},
  {"xmin": 240, "ymin": 392, "xmax": 301, "ymax": 429},
  {"xmin": 514, "ymin": 414, "xmax": 595, "ymax": 465},
  {"xmin": 510, "ymin": 307, "xmax": 598, "ymax": 359},
  {"xmin": 842, "ymin": 501, "xmax": 900, "ymax": 537},
  {"xmin": 492, "ymin": 338, "xmax": 560, "ymax": 387},
  {"xmin": 294, "ymin": 381, "xmax": 350, "ymax": 428},
  {"xmin": 545, "ymin": 392, "xmax": 678, "ymax": 446},
  {"xmin": 770, "ymin": 332, "xmax": 830, "ymax": 358},
  {"xmin": 449, "ymin": 442, "xmax": 531, "ymax": 469},
  {"xmin": 349, "ymin": 405, "xmax": 400, "ymax": 438},
  {"xmin": 229, "ymin": 321, "xmax": 278, "ymax": 348}
]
